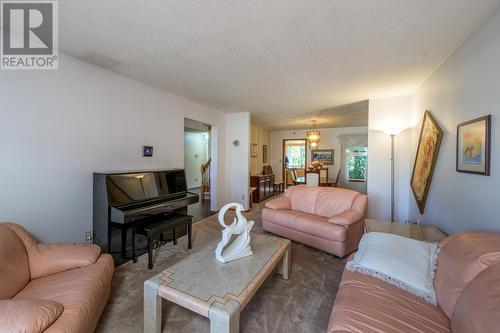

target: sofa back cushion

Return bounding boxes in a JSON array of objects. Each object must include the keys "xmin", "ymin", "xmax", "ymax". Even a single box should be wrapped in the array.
[
  {"xmin": 450, "ymin": 263, "xmax": 500, "ymax": 333},
  {"xmin": 0, "ymin": 223, "xmax": 30, "ymax": 299},
  {"xmin": 285, "ymin": 186, "xmax": 359, "ymax": 217},
  {"xmin": 434, "ymin": 232, "xmax": 500, "ymax": 318}
]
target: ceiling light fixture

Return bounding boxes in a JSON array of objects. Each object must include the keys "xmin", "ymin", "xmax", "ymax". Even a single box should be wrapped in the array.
[{"xmin": 306, "ymin": 121, "xmax": 320, "ymax": 147}]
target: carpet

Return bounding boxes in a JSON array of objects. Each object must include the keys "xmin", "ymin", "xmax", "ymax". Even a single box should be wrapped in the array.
[{"xmin": 95, "ymin": 201, "xmax": 346, "ymax": 333}]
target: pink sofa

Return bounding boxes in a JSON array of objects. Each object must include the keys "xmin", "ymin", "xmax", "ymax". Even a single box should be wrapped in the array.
[
  {"xmin": 262, "ymin": 185, "xmax": 367, "ymax": 257},
  {"xmin": 0, "ymin": 222, "xmax": 114, "ymax": 333},
  {"xmin": 328, "ymin": 232, "xmax": 500, "ymax": 333}
]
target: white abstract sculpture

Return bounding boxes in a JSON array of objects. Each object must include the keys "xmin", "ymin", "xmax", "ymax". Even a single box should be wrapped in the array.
[{"xmin": 215, "ymin": 202, "xmax": 254, "ymax": 263}]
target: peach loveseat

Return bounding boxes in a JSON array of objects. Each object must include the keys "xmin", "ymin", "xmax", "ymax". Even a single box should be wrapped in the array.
[
  {"xmin": 328, "ymin": 232, "xmax": 500, "ymax": 333},
  {"xmin": 262, "ymin": 185, "xmax": 367, "ymax": 257},
  {"xmin": 0, "ymin": 222, "xmax": 114, "ymax": 333}
]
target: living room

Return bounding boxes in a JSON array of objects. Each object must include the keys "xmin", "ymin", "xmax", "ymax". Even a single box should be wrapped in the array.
[{"xmin": 1, "ymin": 1, "xmax": 499, "ymax": 333}]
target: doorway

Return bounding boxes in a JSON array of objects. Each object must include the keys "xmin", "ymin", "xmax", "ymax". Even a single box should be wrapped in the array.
[
  {"xmin": 282, "ymin": 139, "xmax": 307, "ymax": 187},
  {"xmin": 184, "ymin": 118, "xmax": 213, "ymax": 222}
]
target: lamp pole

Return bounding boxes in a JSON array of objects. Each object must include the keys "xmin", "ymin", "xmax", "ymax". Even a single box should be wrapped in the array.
[{"xmin": 390, "ymin": 134, "xmax": 395, "ymax": 222}]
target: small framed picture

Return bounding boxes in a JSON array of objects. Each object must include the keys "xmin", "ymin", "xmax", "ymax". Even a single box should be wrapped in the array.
[
  {"xmin": 263, "ymin": 145, "xmax": 268, "ymax": 163},
  {"xmin": 456, "ymin": 115, "xmax": 491, "ymax": 175},
  {"xmin": 250, "ymin": 143, "xmax": 257, "ymax": 158},
  {"xmin": 143, "ymin": 145, "xmax": 154, "ymax": 157}
]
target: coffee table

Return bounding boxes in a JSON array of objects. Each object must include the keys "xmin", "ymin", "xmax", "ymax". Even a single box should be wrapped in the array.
[{"xmin": 144, "ymin": 233, "xmax": 291, "ymax": 333}]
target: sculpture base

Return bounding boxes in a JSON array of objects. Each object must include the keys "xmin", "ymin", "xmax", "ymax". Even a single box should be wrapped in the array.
[{"xmin": 216, "ymin": 249, "xmax": 253, "ymax": 264}]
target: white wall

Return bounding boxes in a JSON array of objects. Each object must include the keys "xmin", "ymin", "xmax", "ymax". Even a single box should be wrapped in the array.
[
  {"xmin": 250, "ymin": 123, "xmax": 270, "ymax": 175},
  {"xmin": 184, "ymin": 131, "xmax": 209, "ymax": 189},
  {"xmin": 269, "ymin": 127, "xmax": 368, "ymax": 185},
  {"xmin": 367, "ymin": 96, "xmax": 417, "ymax": 222},
  {"xmin": 225, "ymin": 112, "xmax": 251, "ymax": 209},
  {"xmin": 0, "ymin": 53, "xmax": 234, "ymax": 243},
  {"xmin": 409, "ymin": 7, "xmax": 500, "ymax": 233}
]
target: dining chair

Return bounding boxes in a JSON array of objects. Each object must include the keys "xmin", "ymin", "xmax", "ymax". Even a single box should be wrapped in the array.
[
  {"xmin": 287, "ymin": 168, "xmax": 299, "ymax": 186},
  {"xmin": 305, "ymin": 170, "xmax": 320, "ymax": 186}
]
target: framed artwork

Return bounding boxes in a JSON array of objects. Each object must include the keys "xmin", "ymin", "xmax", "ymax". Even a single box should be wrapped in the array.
[
  {"xmin": 311, "ymin": 149, "xmax": 334, "ymax": 165},
  {"xmin": 410, "ymin": 111, "xmax": 443, "ymax": 214},
  {"xmin": 263, "ymin": 145, "xmax": 268, "ymax": 163},
  {"xmin": 250, "ymin": 143, "xmax": 257, "ymax": 157},
  {"xmin": 143, "ymin": 145, "xmax": 154, "ymax": 157},
  {"xmin": 456, "ymin": 115, "xmax": 491, "ymax": 175}
]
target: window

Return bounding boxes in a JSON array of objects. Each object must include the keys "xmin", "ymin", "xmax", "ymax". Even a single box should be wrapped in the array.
[{"xmin": 347, "ymin": 147, "xmax": 367, "ymax": 181}]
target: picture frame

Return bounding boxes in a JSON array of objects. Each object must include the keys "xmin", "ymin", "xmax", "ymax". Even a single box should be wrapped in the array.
[
  {"xmin": 410, "ymin": 111, "xmax": 443, "ymax": 214},
  {"xmin": 250, "ymin": 143, "xmax": 258, "ymax": 157},
  {"xmin": 263, "ymin": 145, "xmax": 268, "ymax": 163},
  {"xmin": 311, "ymin": 149, "xmax": 334, "ymax": 165},
  {"xmin": 143, "ymin": 145, "xmax": 154, "ymax": 157},
  {"xmin": 456, "ymin": 115, "xmax": 491, "ymax": 175}
]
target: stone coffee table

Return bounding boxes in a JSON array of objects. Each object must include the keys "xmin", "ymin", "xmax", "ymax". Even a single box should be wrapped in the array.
[{"xmin": 144, "ymin": 233, "xmax": 291, "ymax": 333}]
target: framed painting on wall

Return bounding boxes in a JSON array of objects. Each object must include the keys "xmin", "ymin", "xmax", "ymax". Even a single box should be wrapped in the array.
[
  {"xmin": 456, "ymin": 115, "xmax": 491, "ymax": 175},
  {"xmin": 263, "ymin": 145, "xmax": 268, "ymax": 163},
  {"xmin": 410, "ymin": 111, "xmax": 443, "ymax": 214},
  {"xmin": 250, "ymin": 143, "xmax": 257, "ymax": 157},
  {"xmin": 311, "ymin": 149, "xmax": 334, "ymax": 165}
]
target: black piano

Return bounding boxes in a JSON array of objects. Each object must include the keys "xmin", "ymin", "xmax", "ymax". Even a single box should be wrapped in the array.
[{"xmin": 93, "ymin": 169, "xmax": 199, "ymax": 256}]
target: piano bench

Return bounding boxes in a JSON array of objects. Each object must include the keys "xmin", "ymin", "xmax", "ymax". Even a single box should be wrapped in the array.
[{"xmin": 133, "ymin": 214, "xmax": 193, "ymax": 269}]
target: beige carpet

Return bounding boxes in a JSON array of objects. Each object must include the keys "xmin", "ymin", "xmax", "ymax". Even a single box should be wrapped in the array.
[{"xmin": 95, "ymin": 201, "xmax": 346, "ymax": 333}]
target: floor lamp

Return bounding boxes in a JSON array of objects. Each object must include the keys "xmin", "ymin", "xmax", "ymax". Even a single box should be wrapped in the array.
[{"xmin": 383, "ymin": 128, "xmax": 405, "ymax": 222}]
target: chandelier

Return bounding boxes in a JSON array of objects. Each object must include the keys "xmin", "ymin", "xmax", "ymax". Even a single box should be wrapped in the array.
[{"xmin": 306, "ymin": 121, "xmax": 320, "ymax": 148}]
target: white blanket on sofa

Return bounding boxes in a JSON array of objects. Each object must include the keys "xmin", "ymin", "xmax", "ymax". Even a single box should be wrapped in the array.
[{"xmin": 346, "ymin": 232, "xmax": 439, "ymax": 304}]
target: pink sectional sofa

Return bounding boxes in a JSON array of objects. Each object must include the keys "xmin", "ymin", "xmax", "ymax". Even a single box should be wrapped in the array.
[
  {"xmin": 262, "ymin": 185, "xmax": 367, "ymax": 257},
  {"xmin": 328, "ymin": 232, "xmax": 500, "ymax": 333},
  {"xmin": 0, "ymin": 222, "xmax": 114, "ymax": 333}
]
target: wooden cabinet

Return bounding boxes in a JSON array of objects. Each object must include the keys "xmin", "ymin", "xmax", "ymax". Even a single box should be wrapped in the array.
[{"xmin": 250, "ymin": 174, "xmax": 275, "ymax": 203}]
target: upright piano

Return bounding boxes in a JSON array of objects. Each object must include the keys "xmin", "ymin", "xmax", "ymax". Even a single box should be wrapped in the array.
[{"xmin": 93, "ymin": 169, "xmax": 199, "ymax": 253}]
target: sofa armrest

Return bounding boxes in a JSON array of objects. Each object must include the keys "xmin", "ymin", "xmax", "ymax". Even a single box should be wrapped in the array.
[
  {"xmin": 328, "ymin": 210, "xmax": 363, "ymax": 226},
  {"xmin": 265, "ymin": 197, "xmax": 291, "ymax": 210},
  {"xmin": 28, "ymin": 243, "xmax": 101, "ymax": 279}
]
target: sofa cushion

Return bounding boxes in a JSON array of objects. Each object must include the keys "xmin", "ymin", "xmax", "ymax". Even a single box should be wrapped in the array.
[
  {"xmin": 262, "ymin": 208, "xmax": 347, "ymax": 242},
  {"xmin": 285, "ymin": 186, "xmax": 360, "ymax": 217},
  {"xmin": 314, "ymin": 188, "xmax": 359, "ymax": 217},
  {"xmin": 450, "ymin": 263, "xmax": 500, "ymax": 333},
  {"xmin": 434, "ymin": 232, "xmax": 500, "ymax": 318},
  {"xmin": 286, "ymin": 185, "xmax": 320, "ymax": 215},
  {"xmin": 0, "ymin": 223, "xmax": 30, "ymax": 299},
  {"xmin": 293, "ymin": 213, "xmax": 347, "ymax": 242},
  {"xmin": 0, "ymin": 299, "xmax": 64, "ymax": 333},
  {"xmin": 261, "ymin": 208, "xmax": 302, "ymax": 229},
  {"xmin": 328, "ymin": 269, "xmax": 450, "ymax": 333},
  {"xmin": 14, "ymin": 255, "xmax": 114, "ymax": 333}
]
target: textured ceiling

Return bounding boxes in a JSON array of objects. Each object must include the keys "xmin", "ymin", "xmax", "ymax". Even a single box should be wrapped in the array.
[{"xmin": 59, "ymin": 0, "xmax": 500, "ymax": 129}]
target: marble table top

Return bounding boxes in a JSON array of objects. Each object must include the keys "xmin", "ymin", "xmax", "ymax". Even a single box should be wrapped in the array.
[
  {"xmin": 365, "ymin": 219, "xmax": 447, "ymax": 242},
  {"xmin": 156, "ymin": 233, "xmax": 290, "ymax": 317}
]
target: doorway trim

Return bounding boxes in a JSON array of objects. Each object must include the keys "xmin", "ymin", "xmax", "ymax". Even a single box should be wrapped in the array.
[
  {"xmin": 282, "ymin": 138, "xmax": 308, "ymax": 186},
  {"xmin": 184, "ymin": 117, "xmax": 218, "ymax": 212}
]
